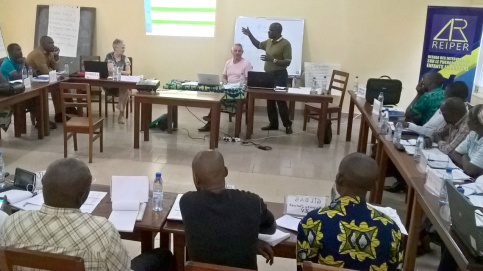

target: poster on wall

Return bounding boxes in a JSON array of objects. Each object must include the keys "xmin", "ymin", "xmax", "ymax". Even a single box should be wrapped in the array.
[{"xmin": 419, "ymin": 6, "xmax": 483, "ymax": 99}]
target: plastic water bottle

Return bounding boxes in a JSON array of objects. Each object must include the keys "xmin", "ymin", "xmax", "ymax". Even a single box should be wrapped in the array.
[
  {"xmin": 239, "ymin": 73, "xmax": 245, "ymax": 88},
  {"xmin": 292, "ymin": 76, "xmax": 297, "ymax": 88},
  {"xmin": 310, "ymin": 77, "xmax": 317, "ymax": 95},
  {"xmin": 152, "ymin": 172, "xmax": 163, "ymax": 211},
  {"xmin": 381, "ymin": 109, "xmax": 390, "ymax": 135},
  {"xmin": 353, "ymin": 76, "xmax": 359, "ymax": 94},
  {"xmin": 116, "ymin": 66, "xmax": 122, "ymax": 81},
  {"xmin": 0, "ymin": 152, "xmax": 5, "ymax": 184},
  {"xmin": 28, "ymin": 67, "xmax": 33, "ymax": 81},
  {"xmin": 64, "ymin": 63, "xmax": 69, "ymax": 77},
  {"xmin": 413, "ymin": 133, "xmax": 425, "ymax": 161},
  {"xmin": 321, "ymin": 76, "xmax": 327, "ymax": 94},
  {"xmin": 377, "ymin": 92, "xmax": 384, "ymax": 122},
  {"xmin": 439, "ymin": 168, "xmax": 453, "ymax": 205},
  {"xmin": 21, "ymin": 66, "xmax": 28, "ymax": 80},
  {"xmin": 393, "ymin": 119, "xmax": 403, "ymax": 144}
]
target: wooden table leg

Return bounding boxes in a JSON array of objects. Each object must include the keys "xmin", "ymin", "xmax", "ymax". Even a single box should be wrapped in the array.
[
  {"xmin": 403, "ymin": 195, "xmax": 423, "ymax": 271},
  {"xmin": 346, "ymin": 97, "xmax": 354, "ymax": 142},
  {"xmin": 173, "ymin": 233, "xmax": 186, "ymax": 271},
  {"xmin": 140, "ymin": 231, "xmax": 156, "ymax": 253},
  {"xmin": 167, "ymin": 105, "xmax": 173, "ymax": 134},
  {"xmin": 357, "ymin": 116, "xmax": 365, "ymax": 152},
  {"xmin": 371, "ymin": 143, "xmax": 387, "ymax": 204},
  {"xmin": 13, "ymin": 103, "xmax": 26, "ymax": 137},
  {"xmin": 160, "ymin": 232, "xmax": 170, "ymax": 251},
  {"xmin": 403, "ymin": 186, "xmax": 415, "ymax": 252},
  {"xmin": 246, "ymin": 94, "xmax": 254, "ymax": 140},
  {"xmin": 172, "ymin": 106, "xmax": 178, "ymax": 130},
  {"xmin": 360, "ymin": 118, "xmax": 369, "ymax": 154},
  {"xmin": 235, "ymin": 99, "xmax": 244, "ymax": 138},
  {"xmin": 211, "ymin": 103, "xmax": 221, "ymax": 149},
  {"xmin": 317, "ymin": 101, "xmax": 328, "ymax": 148},
  {"xmin": 37, "ymin": 94, "xmax": 44, "ymax": 139},
  {"xmin": 289, "ymin": 101, "xmax": 295, "ymax": 120},
  {"xmin": 43, "ymin": 88, "xmax": 50, "ymax": 137},
  {"xmin": 144, "ymin": 104, "xmax": 152, "ymax": 142},
  {"xmin": 134, "ymin": 100, "xmax": 140, "ymax": 149}
]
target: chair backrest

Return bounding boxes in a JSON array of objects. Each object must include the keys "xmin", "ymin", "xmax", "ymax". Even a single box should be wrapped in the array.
[
  {"xmin": 327, "ymin": 70, "xmax": 350, "ymax": 108},
  {"xmin": 80, "ymin": 55, "xmax": 101, "ymax": 72},
  {"xmin": 59, "ymin": 82, "xmax": 92, "ymax": 123},
  {"xmin": 185, "ymin": 261, "xmax": 253, "ymax": 271},
  {"xmin": 302, "ymin": 261, "xmax": 356, "ymax": 271},
  {"xmin": 128, "ymin": 56, "xmax": 133, "ymax": 75},
  {"xmin": 0, "ymin": 246, "xmax": 85, "ymax": 271}
]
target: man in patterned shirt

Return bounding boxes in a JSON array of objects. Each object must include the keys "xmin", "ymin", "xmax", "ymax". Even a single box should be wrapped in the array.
[
  {"xmin": 0, "ymin": 158, "xmax": 173, "ymax": 271},
  {"xmin": 297, "ymin": 153, "xmax": 403, "ymax": 270},
  {"xmin": 405, "ymin": 72, "xmax": 445, "ymax": 126}
]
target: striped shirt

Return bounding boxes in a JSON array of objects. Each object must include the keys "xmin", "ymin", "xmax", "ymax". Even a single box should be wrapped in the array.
[
  {"xmin": 0, "ymin": 204, "xmax": 130, "ymax": 271},
  {"xmin": 432, "ymin": 113, "xmax": 470, "ymax": 154},
  {"xmin": 455, "ymin": 131, "xmax": 483, "ymax": 169}
]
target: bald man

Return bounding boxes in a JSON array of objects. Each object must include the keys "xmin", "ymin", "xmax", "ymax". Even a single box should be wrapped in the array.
[
  {"xmin": 297, "ymin": 153, "xmax": 403, "ymax": 271},
  {"xmin": 0, "ymin": 158, "xmax": 173, "ymax": 271},
  {"xmin": 180, "ymin": 150, "xmax": 276, "ymax": 270}
]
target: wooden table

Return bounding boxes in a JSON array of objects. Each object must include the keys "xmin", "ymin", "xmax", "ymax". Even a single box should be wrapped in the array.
[
  {"xmin": 162, "ymin": 201, "xmax": 296, "ymax": 271},
  {"xmin": 90, "ymin": 184, "xmax": 177, "ymax": 253},
  {"xmin": 133, "ymin": 90, "xmax": 225, "ymax": 149},
  {"xmin": 245, "ymin": 88, "xmax": 333, "ymax": 147}
]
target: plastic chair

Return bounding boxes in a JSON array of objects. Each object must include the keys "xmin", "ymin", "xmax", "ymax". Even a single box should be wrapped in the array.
[
  {"xmin": 303, "ymin": 70, "xmax": 350, "ymax": 135},
  {"xmin": 80, "ymin": 55, "xmax": 102, "ymax": 117},
  {"xmin": 185, "ymin": 261, "xmax": 253, "ymax": 271},
  {"xmin": 60, "ymin": 82, "xmax": 104, "ymax": 163},
  {"xmin": 0, "ymin": 246, "xmax": 85, "ymax": 271}
]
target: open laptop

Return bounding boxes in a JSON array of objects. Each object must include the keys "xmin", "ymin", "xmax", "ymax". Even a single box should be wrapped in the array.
[
  {"xmin": 84, "ymin": 61, "xmax": 109, "ymax": 78},
  {"xmin": 0, "ymin": 168, "xmax": 36, "ymax": 193},
  {"xmin": 198, "ymin": 74, "xmax": 221, "ymax": 86},
  {"xmin": 247, "ymin": 71, "xmax": 275, "ymax": 89}
]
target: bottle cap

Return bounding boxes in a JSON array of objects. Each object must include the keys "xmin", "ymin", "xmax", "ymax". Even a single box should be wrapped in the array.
[
  {"xmin": 398, "ymin": 119, "xmax": 402, "ymax": 122},
  {"xmin": 156, "ymin": 172, "xmax": 161, "ymax": 178},
  {"xmin": 446, "ymin": 168, "xmax": 452, "ymax": 173},
  {"xmin": 419, "ymin": 133, "xmax": 424, "ymax": 137}
]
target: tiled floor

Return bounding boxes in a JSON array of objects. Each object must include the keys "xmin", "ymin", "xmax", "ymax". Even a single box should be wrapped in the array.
[{"xmin": 0, "ymin": 99, "xmax": 440, "ymax": 270}]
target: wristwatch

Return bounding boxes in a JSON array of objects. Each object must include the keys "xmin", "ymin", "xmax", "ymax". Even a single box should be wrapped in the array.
[{"xmin": 273, "ymin": 59, "xmax": 278, "ymax": 63}]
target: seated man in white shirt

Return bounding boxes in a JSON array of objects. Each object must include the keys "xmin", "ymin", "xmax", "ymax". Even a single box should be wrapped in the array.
[
  {"xmin": 1, "ymin": 158, "xmax": 173, "ymax": 271},
  {"xmin": 199, "ymin": 44, "xmax": 253, "ymax": 132},
  {"xmin": 403, "ymin": 81, "xmax": 469, "ymax": 136}
]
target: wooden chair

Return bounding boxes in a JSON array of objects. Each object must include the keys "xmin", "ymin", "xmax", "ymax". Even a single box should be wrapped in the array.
[
  {"xmin": 60, "ymin": 82, "xmax": 104, "ymax": 163},
  {"xmin": 104, "ymin": 56, "xmax": 133, "ymax": 118},
  {"xmin": 303, "ymin": 70, "xmax": 350, "ymax": 135},
  {"xmin": 80, "ymin": 55, "xmax": 103, "ymax": 117},
  {"xmin": 302, "ymin": 261, "xmax": 355, "ymax": 271},
  {"xmin": 185, "ymin": 261, "xmax": 253, "ymax": 271},
  {"xmin": 0, "ymin": 246, "xmax": 85, "ymax": 271}
]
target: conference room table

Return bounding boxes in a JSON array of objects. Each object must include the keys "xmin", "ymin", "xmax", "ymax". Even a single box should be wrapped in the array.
[
  {"xmin": 162, "ymin": 201, "xmax": 296, "ymax": 271},
  {"xmin": 245, "ymin": 88, "xmax": 333, "ymax": 147}
]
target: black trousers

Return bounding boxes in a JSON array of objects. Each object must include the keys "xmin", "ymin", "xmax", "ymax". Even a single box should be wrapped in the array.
[
  {"xmin": 131, "ymin": 248, "xmax": 174, "ymax": 271},
  {"xmin": 267, "ymin": 69, "xmax": 291, "ymax": 128}
]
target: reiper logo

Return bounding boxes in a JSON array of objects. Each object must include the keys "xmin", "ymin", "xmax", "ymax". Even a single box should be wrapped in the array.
[{"xmin": 430, "ymin": 15, "xmax": 477, "ymax": 55}]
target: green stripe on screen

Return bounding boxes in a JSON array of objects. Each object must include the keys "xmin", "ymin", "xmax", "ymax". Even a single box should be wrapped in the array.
[
  {"xmin": 151, "ymin": 7, "xmax": 215, "ymax": 12},
  {"xmin": 152, "ymin": 20, "xmax": 215, "ymax": 25}
]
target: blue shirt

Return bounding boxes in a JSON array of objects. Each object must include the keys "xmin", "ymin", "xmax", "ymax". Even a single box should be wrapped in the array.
[
  {"xmin": 0, "ymin": 57, "xmax": 21, "ymax": 81},
  {"xmin": 297, "ymin": 196, "xmax": 403, "ymax": 271}
]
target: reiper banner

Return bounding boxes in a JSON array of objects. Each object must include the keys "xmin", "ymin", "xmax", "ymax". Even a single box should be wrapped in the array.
[{"xmin": 420, "ymin": 6, "xmax": 483, "ymax": 98}]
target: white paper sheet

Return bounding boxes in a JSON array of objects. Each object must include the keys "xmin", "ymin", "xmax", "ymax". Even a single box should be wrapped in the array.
[
  {"xmin": 47, "ymin": 5, "xmax": 80, "ymax": 57},
  {"xmin": 109, "ymin": 210, "xmax": 138, "ymax": 232},
  {"xmin": 276, "ymin": 215, "xmax": 301, "ymax": 232},
  {"xmin": 468, "ymin": 195, "xmax": 483, "ymax": 208},
  {"xmin": 10, "ymin": 191, "xmax": 106, "ymax": 213},
  {"xmin": 367, "ymin": 204, "xmax": 408, "ymax": 235},
  {"xmin": 112, "ymin": 200, "xmax": 140, "ymax": 211},
  {"xmin": 110, "ymin": 176, "xmax": 149, "ymax": 203},
  {"xmin": 167, "ymin": 194, "xmax": 183, "ymax": 221},
  {"xmin": 258, "ymin": 229, "xmax": 290, "ymax": 246},
  {"xmin": 120, "ymin": 75, "xmax": 141, "ymax": 83},
  {"xmin": 0, "ymin": 190, "xmax": 34, "ymax": 204}
]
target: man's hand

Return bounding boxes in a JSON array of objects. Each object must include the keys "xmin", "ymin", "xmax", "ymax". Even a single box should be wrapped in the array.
[
  {"xmin": 416, "ymin": 79, "xmax": 425, "ymax": 95},
  {"xmin": 242, "ymin": 27, "xmax": 252, "ymax": 37},
  {"xmin": 2, "ymin": 195, "xmax": 12, "ymax": 215},
  {"xmin": 261, "ymin": 54, "xmax": 273, "ymax": 62},
  {"xmin": 53, "ymin": 46, "xmax": 60, "ymax": 57},
  {"xmin": 257, "ymin": 240, "xmax": 274, "ymax": 265},
  {"xmin": 16, "ymin": 57, "xmax": 26, "ymax": 66},
  {"xmin": 401, "ymin": 121, "xmax": 409, "ymax": 129}
]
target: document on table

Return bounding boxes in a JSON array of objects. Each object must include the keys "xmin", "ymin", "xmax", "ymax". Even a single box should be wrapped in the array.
[
  {"xmin": 120, "ymin": 75, "xmax": 141, "ymax": 82},
  {"xmin": 468, "ymin": 195, "xmax": 483, "ymax": 208},
  {"xmin": 367, "ymin": 203, "xmax": 408, "ymax": 235},
  {"xmin": 0, "ymin": 190, "xmax": 34, "ymax": 206},
  {"xmin": 258, "ymin": 229, "xmax": 290, "ymax": 246},
  {"xmin": 109, "ymin": 200, "xmax": 140, "ymax": 232},
  {"xmin": 276, "ymin": 214, "xmax": 301, "ymax": 232},
  {"xmin": 10, "ymin": 191, "xmax": 106, "ymax": 212},
  {"xmin": 167, "ymin": 194, "xmax": 183, "ymax": 221}
]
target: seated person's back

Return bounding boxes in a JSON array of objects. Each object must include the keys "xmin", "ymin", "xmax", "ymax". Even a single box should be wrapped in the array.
[
  {"xmin": 297, "ymin": 153, "xmax": 403, "ymax": 271},
  {"xmin": 180, "ymin": 150, "xmax": 275, "ymax": 270}
]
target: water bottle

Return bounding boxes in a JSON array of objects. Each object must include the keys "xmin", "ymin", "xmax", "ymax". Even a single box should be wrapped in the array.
[
  {"xmin": 28, "ymin": 67, "xmax": 33, "ymax": 81},
  {"xmin": 321, "ymin": 76, "xmax": 327, "ymax": 94},
  {"xmin": 413, "ymin": 133, "xmax": 425, "ymax": 161},
  {"xmin": 353, "ymin": 76, "xmax": 359, "ymax": 94},
  {"xmin": 393, "ymin": 119, "xmax": 403, "ymax": 144},
  {"xmin": 310, "ymin": 77, "xmax": 317, "ymax": 95},
  {"xmin": 377, "ymin": 92, "xmax": 384, "ymax": 122},
  {"xmin": 64, "ymin": 63, "xmax": 69, "ymax": 77},
  {"xmin": 439, "ymin": 168, "xmax": 453, "ymax": 205},
  {"xmin": 116, "ymin": 66, "xmax": 122, "ymax": 81},
  {"xmin": 152, "ymin": 172, "xmax": 163, "ymax": 211},
  {"xmin": 21, "ymin": 66, "xmax": 28, "ymax": 80},
  {"xmin": 0, "ymin": 152, "xmax": 5, "ymax": 184},
  {"xmin": 239, "ymin": 73, "xmax": 245, "ymax": 88},
  {"xmin": 381, "ymin": 109, "xmax": 390, "ymax": 135},
  {"xmin": 292, "ymin": 76, "xmax": 297, "ymax": 88}
]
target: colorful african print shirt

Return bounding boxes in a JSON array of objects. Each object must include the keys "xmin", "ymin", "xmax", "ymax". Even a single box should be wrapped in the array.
[
  {"xmin": 297, "ymin": 196, "xmax": 403, "ymax": 271},
  {"xmin": 408, "ymin": 87, "xmax": 445, "ymax": 126}
]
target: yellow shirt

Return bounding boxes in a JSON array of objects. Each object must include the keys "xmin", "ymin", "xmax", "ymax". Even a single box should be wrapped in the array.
[{"xmin": 26, "ymin": 46, "xmax": 57, "ymax": 75}]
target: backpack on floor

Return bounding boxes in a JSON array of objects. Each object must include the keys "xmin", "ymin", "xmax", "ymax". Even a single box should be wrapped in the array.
[{"xmin": 149, "ymin": 114, "xmax": 168, "ymax": 131}]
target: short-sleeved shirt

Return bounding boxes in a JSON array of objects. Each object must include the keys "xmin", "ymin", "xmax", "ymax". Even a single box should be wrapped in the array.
[
  {"xmin": 223, "ymin": 58, "xmax": 252, "ymax": 83},
  {"xmin": 455, "ymin": 131, "xmax": 483, "ymax": 168},
  {"xmin": 180, "ymin": 189, "xmax": 275, "ymax": 270},
  {"xmin": 0, "ymin": 57, "xmax": 21, "ymax": 81},
  {"xmin": 407, "ymin": 87, "xmax": 445, "ymax": 126},
  {"xmin": 105, "ymin": 52, "xmax": 131, "ymax": 71},
  {"xmin": 297, "ymin": 196, "xmax": 403, "ymax": 271},
  {"xmin": 26, "ymin": 46, "xmax": 57, "ymax": 75},
  {"xmin": 432, "ymin": 113, "xmax": 470, "ymax": 154},
  {"xmin": 259, "ymin": 37, "xmax": 292, "ymax": 73}
]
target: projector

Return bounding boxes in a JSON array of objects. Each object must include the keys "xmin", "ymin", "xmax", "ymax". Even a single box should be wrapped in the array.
[{"xmin": 136, "ymin": 79, "xmax": 161, "ymax": 92}]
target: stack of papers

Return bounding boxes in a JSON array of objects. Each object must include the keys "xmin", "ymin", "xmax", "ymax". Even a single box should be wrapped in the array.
[
  {"xmin": 167, "ymin": 194, "xmax": 183, "ymax": 221},
  {"xmin": 120, "ymin": 75, "xmax": 141, "ymax": 82},
  {"xmin": 0, "ymin": 190, "xmax": 34, "ymax": 206},
  {"xmin": 276, "ymin": 214, "xmax": 301, "ymax": 232},
  {"xmin": 258, "ymin": 229, "xmax": 290, "ymax": 246}
]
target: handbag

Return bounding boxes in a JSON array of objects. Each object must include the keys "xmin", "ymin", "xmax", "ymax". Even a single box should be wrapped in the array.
[
  {"xmin": 365, "ymin": 75, "xmax": 402, "ymax": 105},
  {"xmin": 0, "ymin": 82, "xmax": 26, "ymax": 96}
]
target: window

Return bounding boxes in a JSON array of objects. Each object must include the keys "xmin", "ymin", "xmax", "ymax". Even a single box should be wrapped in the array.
[{"xmin": 144, "ymin": 0, "xmax": 216, "ymax": 37}]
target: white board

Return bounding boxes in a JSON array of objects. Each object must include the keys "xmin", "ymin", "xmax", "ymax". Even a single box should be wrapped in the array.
[
  {"xmin": 47, "ymin": 5, "xmax": 80, "ymax": 58},
  {"xmin": 234, "ymin": 17, "xmax": 304, "ymax": 76},
  {"xmin": 0, "ymin": 27, "xmax": 7, "ymax": 58}
]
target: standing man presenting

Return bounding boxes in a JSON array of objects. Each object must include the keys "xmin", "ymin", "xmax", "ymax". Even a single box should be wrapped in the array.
[{"xmin": 242, "ymin": 23, "xmax": 293, "ymax": 134}]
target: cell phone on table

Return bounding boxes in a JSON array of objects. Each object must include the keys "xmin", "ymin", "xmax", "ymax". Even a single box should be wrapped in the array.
[{"xmin": 0, "ymin": 198, "xmax": 4, "ymax": 209}]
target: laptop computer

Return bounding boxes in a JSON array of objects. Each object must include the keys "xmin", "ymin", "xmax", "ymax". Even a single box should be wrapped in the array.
[
  {"xmin": 247, "ymin": 71, "xmax": 275, "ymax": 89},
  {"xmin": 198, "ymin": 74, "xmax": 221, "ymax": 86},
  {"xmin": 0, "ymin": 168, "xmax": 36, "ymax": 193},
  {"xmin": 84, "ymin": 61, "xmax": 109, "ymax": 78}
]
